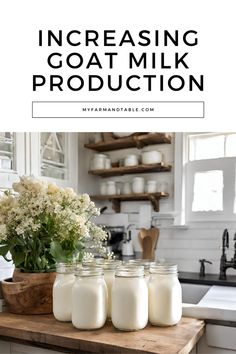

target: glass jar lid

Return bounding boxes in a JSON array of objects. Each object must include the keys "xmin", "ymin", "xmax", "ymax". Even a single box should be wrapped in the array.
[
  {"xmin": 115, "ymin": 265, "xmax": 144, "ymax": 278},
  {"xmin": 75, "ymin": 266, "xmax": 104, "ymax": 277},
  {"xmin": 56, "ymin": 262, "xmax": 76, "ymax": 274},
  {"xmin": 150, "ymin": 263, "xmax": 178, "ymax": 274}
]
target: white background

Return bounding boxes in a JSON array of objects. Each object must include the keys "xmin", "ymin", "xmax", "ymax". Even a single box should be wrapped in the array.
[{"xmin": 0, "ymin": 0, "xmax": 235, "ymax": 132}]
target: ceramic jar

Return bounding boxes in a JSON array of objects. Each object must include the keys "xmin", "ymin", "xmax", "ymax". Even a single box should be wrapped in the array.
[
  {"xmin": 132, "ymin": 177, "xmax": 145, "ymax": 194},
  {"xmin": 106, "ymin": 181, "xmax": 116, "ymax": 195},
  {"xmin": 124, "ymin": 154, "xmax": 139, "ymax": 167},
  {"xmin": 122, "ymin": 182, "xmax": 132, "ymax": 194},
  {"xmin": 104, "ymin": 157, "xmax": 111, "ymax": 169},
  {"xmin": 146, "ymin": 180, "xmax": 157, "ymax": 193},
  {"xmin": 91, "ymin": 154, "xmax": 107, "ymax": 170},
  {"xmin": 100, "ymin": 182, "xmax": 107, "ymax": 195},
  {"xmin": 141, "ymin": 150, "xmax": 162, "ymax": 165}
]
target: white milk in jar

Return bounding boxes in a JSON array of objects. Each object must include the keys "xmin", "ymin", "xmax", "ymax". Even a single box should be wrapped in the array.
[
  {"xmin": 96, "ymin": 260, "xmax": 122, "ymax": 318},
  {"xmin": 53, "ymin": 263, "xmax": 75, "ymax": 322},
  {"xmin": 111, "ymin": 266, "xmax": 148, "ymax": 331},
  {"xmin": 149, "ymin": 263, "xmax": 182, "ymax": 326},
  {"xmin": 72, "ymin": 267, "xmax": 108, "ymax": 330}
]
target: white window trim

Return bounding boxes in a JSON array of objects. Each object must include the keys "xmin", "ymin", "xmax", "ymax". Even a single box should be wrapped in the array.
[
  {"xmin": 0, "ymin": 133, "xmax": 26, "ymax": 190},
  {"xmin": 174, "ymin": 133, "xmax": 186, "ymax": 226},
  {"xmin": 174, "ymin": 133, "xmax": 236, "ymax": 227}
]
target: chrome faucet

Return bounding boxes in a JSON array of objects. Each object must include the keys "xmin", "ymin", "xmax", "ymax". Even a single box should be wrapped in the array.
[{"xmin": 219, "ymin": 229, "xmax": 236, "ymax": 280}]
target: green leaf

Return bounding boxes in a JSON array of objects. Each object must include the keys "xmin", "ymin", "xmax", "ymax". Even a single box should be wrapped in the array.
[
  {"xmin": 0, "ymin": 245, "xmax": 10, "ymax": 258},
  {"xmin": 10, "ymin": 250, "xmax": 25, "ymax": 267},
  {"xmin": 50, "ymin": 241, "xmax": 64, "ymax": 262}
]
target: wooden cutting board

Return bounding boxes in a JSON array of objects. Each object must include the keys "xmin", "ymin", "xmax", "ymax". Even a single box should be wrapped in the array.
[
  {"xmin": 0, "ymin": 313, "xmax": 204, "ymax": 354},
  {"xmin": 138, "ymin": 227, "xmax": 159, "ymax": 259}
]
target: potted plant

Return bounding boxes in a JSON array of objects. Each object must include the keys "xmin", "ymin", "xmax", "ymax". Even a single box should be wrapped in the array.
[{"xmin": 0, "ymin": 176, "xmax": 107, "ymax": 314}]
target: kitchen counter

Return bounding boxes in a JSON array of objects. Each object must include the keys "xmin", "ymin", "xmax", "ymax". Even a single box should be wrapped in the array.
[
  {"xmin": 0, "ymin": 313, "xmax": 204, "ymax": 354},
  {"xmin": 179, "ymin": 272, "xmax": 236, "ymax": 287}
]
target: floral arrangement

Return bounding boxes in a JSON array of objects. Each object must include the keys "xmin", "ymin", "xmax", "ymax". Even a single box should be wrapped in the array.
[{"xmin": 0, "ymin": 176, "xmax": 107, "ymax": 272}]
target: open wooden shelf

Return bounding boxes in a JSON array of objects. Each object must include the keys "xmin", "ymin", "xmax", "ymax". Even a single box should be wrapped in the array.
[
  {"xmin": 84, "ymin": 133, "xmax": 172, "ymax": 152},
  {"xmin": 91, "ymin": 192, "xmax": 169, "ymax": 213},
  {"xmin": 88, "ymin": 162, "xmax": 171, "ymax": 178}
]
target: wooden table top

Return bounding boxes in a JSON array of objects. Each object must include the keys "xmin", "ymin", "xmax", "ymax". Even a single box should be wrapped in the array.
[{"xmin": 0, "ymin": 313, "xmax": 204, "ymax": 354}]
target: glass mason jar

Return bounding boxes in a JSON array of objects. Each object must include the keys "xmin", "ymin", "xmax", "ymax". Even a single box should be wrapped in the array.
[
  {"xmin": 128, "ymin": 259, "xmax": 155, "ymax": 283},
  {"xmin": 72, "ymin": 267, "xmax": 108, "ymax": 330},
  {"xmin": 96, "ymin": 259, "xmax": 122, "ymax": 318},
  {"xmin": 111, "ymin": 266, "xmax": 148, "ymax": 331},
  {"xmin": 53, "ymin": 263, "xmax": 76, "ymax": 322},
  {"xmin": 148, "ymin": 263, "xmax": 182, "ymax": 326}
]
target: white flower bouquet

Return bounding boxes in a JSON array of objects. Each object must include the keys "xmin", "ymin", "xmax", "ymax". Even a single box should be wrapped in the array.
[{"xmin": 0, "ymin": 176, "xmax": 107, "ymax": 272}]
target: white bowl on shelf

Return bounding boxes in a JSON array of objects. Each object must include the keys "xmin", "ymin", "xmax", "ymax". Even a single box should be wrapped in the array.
[
  {"xmin": 141, "ymin": 150, "xmax": 162, "ymax": 165},
  {"xmin": 112, "ymin": 132, "xmax": 134, "ymax": 138},
  {"xmin": 124, "ymin": 154, "xmax": 139, "ymax": 167}
]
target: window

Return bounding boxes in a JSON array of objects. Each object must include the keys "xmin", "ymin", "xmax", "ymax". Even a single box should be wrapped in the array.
[
  {"xmin": 185, "ymin": 133, "xmax": 236, "ymax": 222},
  {"xmin": 40, "ymin": 133, "xmax": 68, "ymax": 180},
  {"xmin": 0, "ymin": 132, "xmax": 16, "ymax": 171},
  {"xmin": 189, "ymin": 133, "xmax": 236, "ymax": 161},
  {"xmin": 192, "ymin": 170, "xmax": 223, "ymax": 212}
]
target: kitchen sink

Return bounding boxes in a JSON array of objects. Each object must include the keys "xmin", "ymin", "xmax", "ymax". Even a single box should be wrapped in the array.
[
  {"xmin": 182, "ymin": 284, "xmax": 236, "ymax": 322},
  {"xmin": 182, "ymin": 283, "xmax": 211, "ymax": 304}
]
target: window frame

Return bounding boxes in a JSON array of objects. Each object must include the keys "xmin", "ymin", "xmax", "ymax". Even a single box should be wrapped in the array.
[{"xmin": 174, "ymin": 133, "xmax": 236, "ymax": 226}]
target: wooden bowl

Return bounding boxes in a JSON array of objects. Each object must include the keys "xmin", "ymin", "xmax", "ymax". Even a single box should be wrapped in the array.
[{"xmin": 1, "ymin": 270, "xmax": 56, "ymax": 315}]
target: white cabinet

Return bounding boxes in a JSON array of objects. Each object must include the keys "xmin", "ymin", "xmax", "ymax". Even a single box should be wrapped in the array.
[
  {"xmin": 0, "ymin": 341, "xmax": 60, "ymax": 354},
  {"xmin": 10, "ymin": 343, "xmax": 60, "ymax": 354},
  {"xmin": 197, "ymin": 332, "xmax": 236, "ymax": 354},
  {"xmin": 0, "ymin": 340, "xmax": 10, "ymax": 354}
]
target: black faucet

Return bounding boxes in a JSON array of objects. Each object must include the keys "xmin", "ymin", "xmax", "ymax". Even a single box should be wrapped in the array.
[
  {"xmin": 199, "ymin": 259, "xmax": 212, "ymax": 277},
  {"xmin": 219, "ymin": 229, "xmax": 236, "ymax": 280}
]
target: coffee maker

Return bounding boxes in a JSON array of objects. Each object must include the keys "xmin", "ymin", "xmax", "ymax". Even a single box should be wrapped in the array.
[{"xmin": 104, "ymin": 226, "xmax": 125, "ymax": 257}]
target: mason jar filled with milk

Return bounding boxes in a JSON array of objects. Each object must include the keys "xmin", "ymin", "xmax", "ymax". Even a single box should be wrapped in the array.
[
  {"xmin": 95, "ymin": 259, "xmax": 122, "ymax": 318},
  {"xmin": 149, "ymin": 263, "xmax": 182, "ymax": 326},
  {"xmin": 111, "ymin": 266, "xmax": 148, "ymax": 331},
  {"xmin": 53, "ymin": 263, "xmax": 76, "ymax": 322},
  {"xmin": 72, "ymin": 267, "xmax": 108, "ymax": 330}
]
